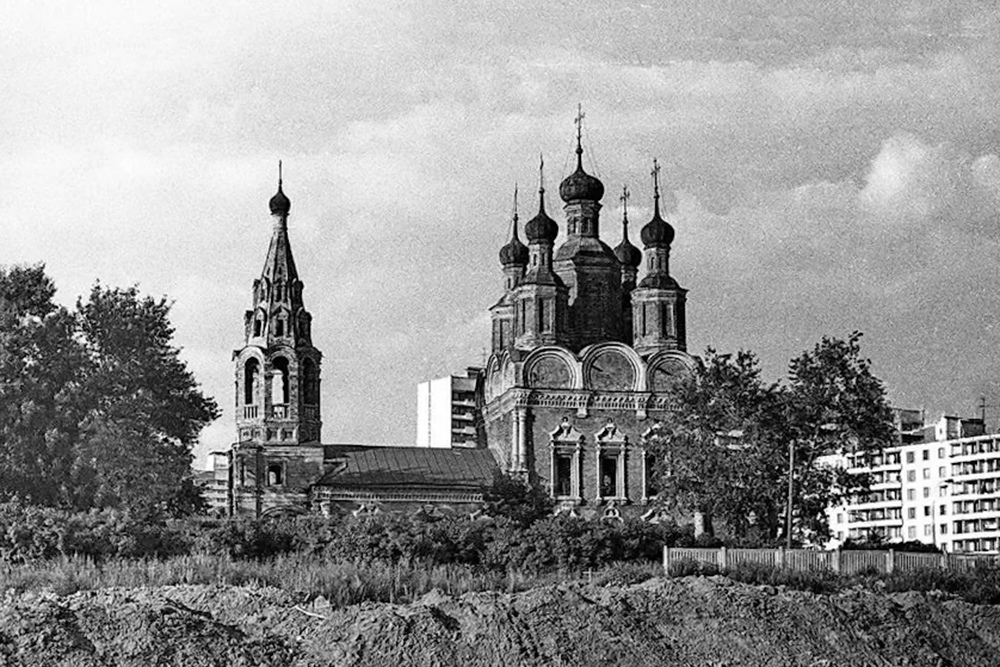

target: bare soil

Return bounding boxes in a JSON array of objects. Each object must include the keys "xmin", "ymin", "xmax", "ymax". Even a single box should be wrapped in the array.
[{"xmin": 2, "ymin": 576, "xmax": 1000, "ymax": 666}]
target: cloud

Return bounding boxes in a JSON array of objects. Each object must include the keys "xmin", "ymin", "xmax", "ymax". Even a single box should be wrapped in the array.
[{"xmin": 5, "ymin": 0, "xmax": 1000, "ymax": 463}]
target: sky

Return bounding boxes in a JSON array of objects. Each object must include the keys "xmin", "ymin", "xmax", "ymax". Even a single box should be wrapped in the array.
[{"xmin": 3, "ymin": 1, "xmax": 1000, "ymax": 467}]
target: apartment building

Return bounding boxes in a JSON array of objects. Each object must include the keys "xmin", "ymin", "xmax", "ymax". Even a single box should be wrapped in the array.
[
  {"xmin": 415, "ymin": 368, "xmax": 481, "ymax": 448},
  {"xmin": 825, "ymin": 412, "xmax": 990, "ymax": 553}
]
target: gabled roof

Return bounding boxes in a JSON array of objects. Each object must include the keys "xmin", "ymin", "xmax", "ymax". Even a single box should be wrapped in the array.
[{"xmin": 317, "ymin": 445, "xmax": 498, "ymax": 490}]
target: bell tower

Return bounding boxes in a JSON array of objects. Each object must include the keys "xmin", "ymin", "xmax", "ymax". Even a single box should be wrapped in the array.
[
  {"xmin": 234, "ymin": 162, "xmax": 323, "ymax": 447},
  {"xmin": 230, "ymin": 164, "xmax": 325, "ymax": 517}
]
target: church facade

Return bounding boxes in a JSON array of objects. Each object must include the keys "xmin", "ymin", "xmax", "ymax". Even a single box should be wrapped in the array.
[
  {"xmin": 212, "ymin": 120, "xmax": 696, "ymax": 517},
  {"xmin": 480, "ymin": 132, "xmax": 696, "ymax": 509}
]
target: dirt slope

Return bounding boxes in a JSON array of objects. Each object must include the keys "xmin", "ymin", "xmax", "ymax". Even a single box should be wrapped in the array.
[{"xmin": 2, "ymin": 576, "xmax": 1000, "ymax": 666}]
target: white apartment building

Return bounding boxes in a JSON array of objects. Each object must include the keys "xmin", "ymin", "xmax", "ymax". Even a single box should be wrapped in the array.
[
  {"xmin": 416, "ymin": 368, "xmax": 481, "ymax": 448},
  {"xmin": 825, "ymin": 412, "xmax": 992, "ymax": 553}
]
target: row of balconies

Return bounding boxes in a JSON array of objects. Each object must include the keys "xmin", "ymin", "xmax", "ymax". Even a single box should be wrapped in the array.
[
  {"xmin": 240, "ymin": 404, "xmax": 320, "ymax": 421},
  {"xmin": 951, "ymin": 439, "xmax": 1000, "ymax": 458},
  {"xmin": 952, "ymin": 460, "xmax": 1000, "ymax": 476}
]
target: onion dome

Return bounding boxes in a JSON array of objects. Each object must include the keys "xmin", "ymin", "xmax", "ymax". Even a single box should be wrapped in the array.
[
  {"xmin": 269, "ymin": 161, "xmax": 290, "ymax": 216},
  {"xmin": 559, "ymin": 143, "xmax": 605, "ymax": 203},
  {"xmin": 525, "ymin": 187, "xmax": 558, "ymax": 243},
  {"xmin": 615, "ymin": 225, "xmax": 641, "ymax": 270},
  {"xmin": 499, "ymin": 215, "xmax": 529, "ymax": 266},
  {"xmin": 640, "ymin": 159, "xmax": 675, "ymax": 248}
]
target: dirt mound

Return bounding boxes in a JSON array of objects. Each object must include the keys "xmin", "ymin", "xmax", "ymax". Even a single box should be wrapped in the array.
[{"xmin": 3, "ymin": 576, "xmax": 1000, "ymax": 665}]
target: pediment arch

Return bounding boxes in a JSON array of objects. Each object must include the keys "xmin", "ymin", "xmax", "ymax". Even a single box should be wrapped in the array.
[
  {"xmin": 646, "ymin": 350, "xmax": 697, "ymax": 393},
  {"xmin": 580, "ymin": 342, "xmax": 644, "ymax": 392},
  {"xmin": 522, "ymin": 346, "xmax": 581, "ymax": 390}
]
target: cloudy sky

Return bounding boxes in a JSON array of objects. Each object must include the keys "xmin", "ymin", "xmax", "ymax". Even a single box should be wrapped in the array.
[{"xmin": 4, "ymin": 1, "xmax": 1000, "ymax": 465}]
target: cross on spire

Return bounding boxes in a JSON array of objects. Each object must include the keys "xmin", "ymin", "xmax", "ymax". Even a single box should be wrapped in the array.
[
  {"xmin": 538, "ymin": 154, "xmax": 545, "ymax": 194},
  {"xmin": 651, "ymin": 158, "xmax": 662, "ymax": 218},
  {"xmin": 620, "ymin": 184, "xmax": 630, "ymax": 221},
  {"xmin": 278, "ymin": 159, "xmax": 283, "ymax": 187},
  {"xmin": 574, "ymin": 103, "xmax": 585, "ymax": 148},
  {"xmin": 512, "ymin": 184, "xmax": 519, "ymax": 222}
]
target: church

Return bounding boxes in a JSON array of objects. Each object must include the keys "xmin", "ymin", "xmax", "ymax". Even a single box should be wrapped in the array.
[{"xmin": 210, "ymin": 120, "xmax": 696, "ymax": 517}]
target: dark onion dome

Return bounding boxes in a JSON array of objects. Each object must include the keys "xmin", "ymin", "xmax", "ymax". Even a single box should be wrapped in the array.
[
  {"xmin": 499, "ymin": 217, "xmax": 529, "ymax": 266},
  {"xmin": 559, "ymin": 146, "xmax": 605, "ymax": 203},
  {"xmin": 614, "ymin": 232, "xmax": 641, "ymax": 268},
  {"xmin": 524, "ymin": 189, "xmax": 559, "ymax": 243},
  {"xmin": 269, "ymin": 182, "xmax": 290, "ymax": 216},
  {"xmin": 640, "ymin": 191, "xmax": 675, "ymax": 248}
]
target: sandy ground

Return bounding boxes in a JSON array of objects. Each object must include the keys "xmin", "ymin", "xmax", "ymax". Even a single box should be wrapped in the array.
[{"xmin": 2, "ymin": 576, "xmax": 1000, "ymax": 666}]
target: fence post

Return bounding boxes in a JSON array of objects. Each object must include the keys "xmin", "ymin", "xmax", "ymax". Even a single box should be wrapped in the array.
[
  {"xmin": 940, "ymin": 551, "xmax": 949, "ymax": 571},
  {"xmin": 832, "ymin": 549, "xmax": 841, "ymax": 574},
  {"xmin": 886, "ymin": 549, "xmax": 895, "ymax": 574},
  {"xmin": 778, "ymin": 547, "xmax": 785, "ymax": 569},
  {"xmin": 663, "ymin": 546, "xmax": 670, "ymax": 574},
  {"xmin": 719, "ymin": 546, "xmax": 728, "ymax": 570}
]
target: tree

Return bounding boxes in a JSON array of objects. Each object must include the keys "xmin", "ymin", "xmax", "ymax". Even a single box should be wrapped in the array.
[
  {"xmin": 649, "ymin": 333, "xmax": 896, "ymax": 545},
  {"xmin": 0, "ymin": 266, "xmax": 219, "ymax": 516},
  {"xmin": 647, "ymin": 349, "xmax": 784, "ymax": 540},
  {"xmin": 783, "ymin": 332, "xmax": 896, "ymax": 543},
  {"xmin": 73, "ymin": 284, "xmax": 220, "ymax": 514},
  {"xmin": 0, "ymin": 265, "xmax": 87, "ymax": 505}
]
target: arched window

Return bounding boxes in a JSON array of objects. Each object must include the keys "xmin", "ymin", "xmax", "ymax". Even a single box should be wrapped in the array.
[
  {"xmin": 253, "ymin": 318, "xmax": 262, "ymax": 337},
  {"xmin": 303, "ymin": 358, "xmax": 319, "ymax": 405},
  {"xmin": 272, "ymin": 357, "xmax": 290, "ymax": 404},
  {"xmin": 267, "ymin": 463, "xmax": 283, "ymax": 486},
  {"xmin": 244, "ymin": 358, "xmax": 260, "ymax": 405}
]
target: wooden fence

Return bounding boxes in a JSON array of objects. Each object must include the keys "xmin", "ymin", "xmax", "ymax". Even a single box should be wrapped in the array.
[{"xmin": 663, "ymin": 547, "xmax": 1000, "ymax": 576}]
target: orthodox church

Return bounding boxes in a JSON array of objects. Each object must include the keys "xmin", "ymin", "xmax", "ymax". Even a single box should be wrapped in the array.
[
  {"xmin": 481, "ymin": 124, "xmax": 695, "ymax": 508},
  {"xmin": 212, "ymin": 120, "xmax": 696, "ymax": 517}
]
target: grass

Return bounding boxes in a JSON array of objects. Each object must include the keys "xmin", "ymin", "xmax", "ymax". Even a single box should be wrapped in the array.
[
  {"xmin": 0, "ymin": 554, "xmax": 663, "ymax": 606},
  {"xmin": 666, "ymin": 557, "xmax": 1000, "ymax": 604}
]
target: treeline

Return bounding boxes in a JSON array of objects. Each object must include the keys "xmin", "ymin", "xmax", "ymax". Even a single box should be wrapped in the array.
[
  {"xmin": 0, "ymin": 265, "xmax": 218, "ymax": 515},
  {"xmin": 0, "ymin": 500, "xmax": 712, "ymax": 571}
]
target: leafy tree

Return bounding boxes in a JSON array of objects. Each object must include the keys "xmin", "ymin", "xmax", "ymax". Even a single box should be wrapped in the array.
[
  {"xmin": 73, "ymin": 284, "xmax": 220, "ymax": 515},
  {"xmin": 0, "ymin": 265, "xmax": 87, "ymax": 505},
  {"xmin": 649, "ymin": 334, "xmax": 895, "ymax": 545},
  {"xmin": 783, "ymin": 332, "xmax": 895, "ymax": 543},
  {"xmin": 647, "ymin": 349, "xmax": 784, "ymax": 540},
  {"xmin": 0, "ymin": 266, "xmax": 219, "ymax": 516}
]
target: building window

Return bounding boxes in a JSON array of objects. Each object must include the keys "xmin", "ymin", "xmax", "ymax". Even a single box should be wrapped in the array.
[
  {"xmin": 907, "ymin": 508, "xmax": 915, "ymax": 519},
  {"xmin": 600, "ymin": 456, "xmax": 618, "ymax": 498},
  {"xmin": 554, "ymin": 454, "xmax": 573, "ymax": 497},
  {"xmin": 907, "ymin": 489, "xmax": 915, "ymax": 501},
  {"xmin": 941, "ymin": 525, "xmax": 948, "ymax": 535},
  {"xmin": 922, "ymin": 468, "xmax": 930, "ymax": 479},
  {"xmin": 940, "ymin": 505, "xmax": 946, "ymax": 516},
  {"xmin": 938, "ymin": 466, "xmax": 946, "ymax": 476},
  {"xmin": 836, "ymin": 513, "xmax": 843, "ymax": 524},
  {"xmin": 924, "ymin": 525, "xmax": 932, "ymax": 536},
  {"xmin": 275, "ymin": 319, "xmax": 284, "ymax": 337},
  {"xmin": 906, "ymin": 452, "xmax": 915, "ymax": 464},
  {"xmin": 923, "ymin": 487, "xmax": 930, "ymax": 498},
  {"xmin": 271, "ymin": 357, "xmax": 290, "ymax": 404},
  {"xmin": 923, "ymin": 506, "xmax": 931, "ymax": 517},
  {"xmin": 908, "ymin": 527, "xmax": 916, "ymax": 539},
  {"xmin": 267, "ymin": 463, "xmax": 284, "ymax": 486},
  {"xmin": 938, "ymin": 447, "xmax": 945, "ymax": 458},
  {"xmin": 907, "ymin": 470, "xmax": 916, "ymax": 482},
  {"xmin": 244, "ymin": 359, "xmax": 260, "ymax": 405},
  {"xmin": 922, "ymin": 449, "xmax": 929, "ymax": 461}
]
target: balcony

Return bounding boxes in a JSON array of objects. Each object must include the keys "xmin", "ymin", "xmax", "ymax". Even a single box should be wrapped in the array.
[
  {"xmin": 272, "ymin": 404, "xmax": 289, "ymax": 419},
  {"xmin": 242, "ymin": 405, "xmax": 259, "ymax": 419}
]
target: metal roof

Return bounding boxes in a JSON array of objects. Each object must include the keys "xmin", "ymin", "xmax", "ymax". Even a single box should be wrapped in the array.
[{"xmin": 317, "ymin": 445, "xmax": 498, "ymax": 490}]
